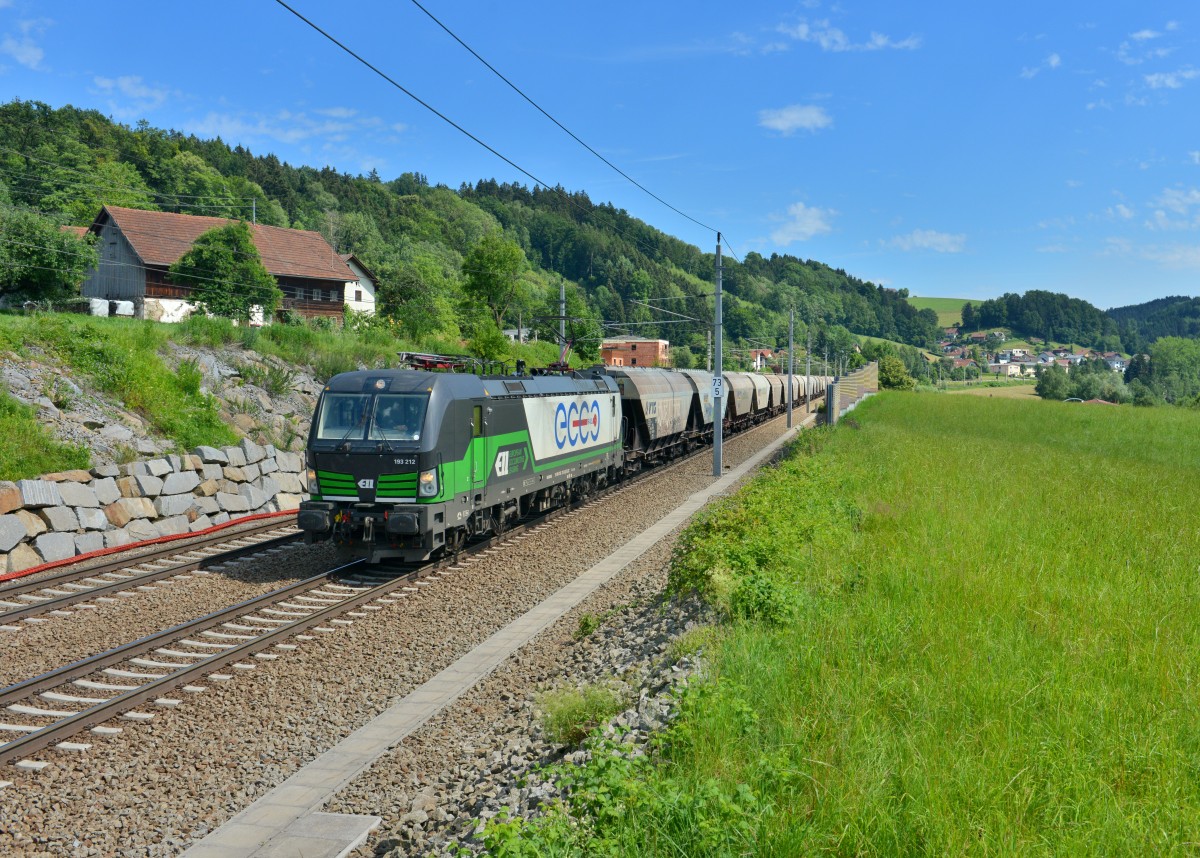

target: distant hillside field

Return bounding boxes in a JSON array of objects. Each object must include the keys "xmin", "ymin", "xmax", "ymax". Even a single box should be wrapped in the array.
[{"xmin": 909, "ymin": 296, "xmax": 978, "ymax": 327}]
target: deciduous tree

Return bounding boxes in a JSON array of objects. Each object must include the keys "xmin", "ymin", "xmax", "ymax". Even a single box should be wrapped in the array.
[{"xmin": 167, "ymin": 222, "xmax": 279, "ymax": 322}]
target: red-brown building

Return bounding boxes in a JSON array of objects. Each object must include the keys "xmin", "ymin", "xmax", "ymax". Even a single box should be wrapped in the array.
[
  {"xmin": 600, "ymin": 337, "xmax": 671, "ymax": 367},
  {"xmin": 81, "ymin": 206, "xmax": 356, "ymax": 324}
]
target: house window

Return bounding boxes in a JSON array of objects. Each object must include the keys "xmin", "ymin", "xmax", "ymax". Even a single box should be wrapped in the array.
[
  {"xmin": 312, "ymin": 288, "xmax": 322, "ymax": 301},
  {"xmin": 631, "ymin": 358, "xmax": 637, "ymax": 366},
  {"xmin": 355, "ymin": 289, "xmax": 362, "ymax": 302},
  {"xmin": 631, "ymin": 344, "xmax": 637, "ymax": 351}
]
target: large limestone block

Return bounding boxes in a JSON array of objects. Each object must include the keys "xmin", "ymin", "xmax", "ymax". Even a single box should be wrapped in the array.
[
  {"xmin": 275, "ymin": 493, "xmax": 302, "ymax": 511},
  {"xmin": 273, "ymin": 472, "xmax": 305, "ymax": 494},
  {"xmin": 222, "ymin": 466, "xmax": 247, "ymax": 483},
  {"xmin": 238, "ymin": 438, "xmax": 267, "ymax": 464},
  {"xmin": 258, "ymin": 457, "xmax": 279, "ymax": 476},
  {"xmin": 155, "ymin": 516, "xmax": 190, "ymax": 537},
  {"xmin": 145, "ymin": 458, "xmax": 172, "ymax": 477},
  {"xmin": 0, "ymin": 480, "xmax": 21, "ymax": 514},
  {"xmin": 223, "ymin": 446, "xmax": 247, "ymax": 467},
  {"xmin": 38, "ymin": 506, "xmax": 80, "ymax": 533},
  {"xmin": 13, "ymin": 509, "xmax": 47, "ymax": 539},
  {"xmin": 34, "ymin": 531, "xmax": 76, "ymax": 563},
  {"xmin": 43, "ymin": 469, "xmax": 94, "ymax": 483},
  {"xmin": 216, "ymin": 492, "xmax": 250, "ymax": 513},
  {"xmin": 118, "ymin": 474, "xmax": 164, "ymax": 498},
  {"xmin": 16, "ymin": 479, "xmax": 62, "ymax": 508},
  {"xmin": 5, "ymin": 542, "xmax": 41, "ymax": 573},
  {"xmin": 134, "ymin": 474, "xmax": 165, "ymax": 497},
  {"xmin": 76, "ymin": 507, "xmax": 111, "ymax": 531},
  {"xmin": 74, "ymin": 532, "xmax": 105, "ymax": 555},
  {"xmin": 103, "ymin": 500, "xmax": 132, "ymax": 528},
  {"xmin": 194, "ymin": 496, "xmax": 220, "ymax": 515},
  {"xmin": 56, "ymin": 481, "xmax": 99, "ymax": 508},
  {"xmin": 103, "ymin": 529, "xmax": 133, "ymax": 549},
  {"xmin": 192, "ymin": 446, "xmax": 230, "ymax": 465},
  {"xmin": 0, "ymin": 514, "xmax": 26, "ymax": 552},
  {"xmin": 255, "ymin": 475, "xmax": 280, "ymax": 500},
  {"xmin": 201, "ymin": 463, "xmax": 224, "ymax": 481},
  {"xmin": 161, "ymin": 471, "xmax": 201, "ymax": 495},
  {"xmin": 92, "ymin": 477, "xmax": 121, "ymax": 505},
  {"xmin": 241, "ymin": 462, "xmax": 261, "ymax": 482},
  {"xmin": 91, "ymin": 464, "xmax": 121, "ymax": 478},
  {"xmin": 155, "ymin": 494, "xmax": 197, "ymax": 517},
  {"xmin": 124, "ymin": 519, "xmax": 159, "ymax": 542},
  {"xmin": 275, "ymin": 451, "xmax": 304, "ymax": 473},
  {"xmin": 239, "ymin": 484, "xmax": 268, "ymax": 511},
  {"xmin": 188, "ymin": 514, "xmax": 213, "ymax": 532},
  {"xmin": 196, "ymin": 479, "xmax": 219, "ymax": 498}
]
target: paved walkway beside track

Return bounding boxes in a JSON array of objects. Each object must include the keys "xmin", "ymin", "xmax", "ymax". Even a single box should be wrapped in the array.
[{"xmin": 183, "ymin": 415, "xmax": 815, "ymax": 858}]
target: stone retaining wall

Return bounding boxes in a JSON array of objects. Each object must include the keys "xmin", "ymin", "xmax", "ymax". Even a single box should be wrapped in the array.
[{"xmin": 0, "ymin": 438, "xmax": 308, "ymax": 574}]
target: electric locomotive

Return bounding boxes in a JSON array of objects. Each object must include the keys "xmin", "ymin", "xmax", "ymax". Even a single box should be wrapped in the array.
[{"xmin": 297, "ymin": 367, "xmax": 623, "ymax": 564}]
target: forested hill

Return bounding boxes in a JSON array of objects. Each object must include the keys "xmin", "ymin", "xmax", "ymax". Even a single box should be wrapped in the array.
[
  {"xmin": 1107, "ymin": 296, "xmax": 1200, "ymax": 354},
  {"xmin": 0, "ymin": 99, "xmax": 941, "ymax": 363}
]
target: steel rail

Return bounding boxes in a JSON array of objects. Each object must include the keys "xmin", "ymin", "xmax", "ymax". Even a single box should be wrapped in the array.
[
  {"xmin": 0, "ymin": 525, "xmax": 303, "ymax": 626},
  {"xmin": 0, "ymin": 562, "xmax": 373, "ymax": 766}
]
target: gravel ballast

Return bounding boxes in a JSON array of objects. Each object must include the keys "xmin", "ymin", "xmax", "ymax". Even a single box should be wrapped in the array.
[{"xmin": 0, "ymin": 418, "xmax": 801, "ymax": 857}]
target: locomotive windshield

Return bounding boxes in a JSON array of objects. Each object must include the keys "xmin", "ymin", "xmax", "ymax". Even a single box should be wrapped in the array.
[{"xmin": 314, "ymin": 392, "xmax": 428, "ymax": 444}]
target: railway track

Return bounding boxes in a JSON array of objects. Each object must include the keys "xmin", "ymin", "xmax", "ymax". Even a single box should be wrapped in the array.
[
  {"xmin": 0, "ymin": 499, "xmax": 577, "ymax": 771},
  {"xmin": 0, "ymin": 430, "xmax": 756, "ymax": 776},
  {"xmin": 0, "ymin": 520, "xmax": 302, "ymax": 630}
]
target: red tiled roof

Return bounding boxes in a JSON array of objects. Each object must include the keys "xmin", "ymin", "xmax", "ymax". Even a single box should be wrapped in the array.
[
  {"xmin": 92, "ymin": 206, "xmax": 354, "ymax": 282},
  {"xmin": 61, "ymin": 225, "xmax": 89, "ymax": 237}
]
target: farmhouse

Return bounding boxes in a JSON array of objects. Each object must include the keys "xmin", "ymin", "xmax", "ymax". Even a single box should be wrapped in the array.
[
  {"xmin": 81, "ymin": 206, "xmax": 358, "ymax": 324},
  {"xmin": 339, "ymin": 253, "xmax": 377, "ymax": 316}
]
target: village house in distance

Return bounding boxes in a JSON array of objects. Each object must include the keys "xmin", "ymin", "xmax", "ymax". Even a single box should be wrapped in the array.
[
  {"xmin": 601, "ymin": 336, "xmax": 671, "ymax": 367},
  {"xmin": 80, "ymin": 206, "xmax": 375, "ymax": 324}
]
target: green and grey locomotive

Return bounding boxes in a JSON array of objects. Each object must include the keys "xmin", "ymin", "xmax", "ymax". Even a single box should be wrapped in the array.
[{"xmin": 297, "ymin": 368, "xmax": 624, "ymax": 564}]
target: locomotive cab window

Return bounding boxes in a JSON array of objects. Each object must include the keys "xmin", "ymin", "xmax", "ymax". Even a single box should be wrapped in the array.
[{"xmin": 314, "ymin": 393, "xmax": 428, "ymax": 443}]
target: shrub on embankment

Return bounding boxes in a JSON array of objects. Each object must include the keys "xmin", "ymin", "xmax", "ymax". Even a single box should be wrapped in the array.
[{"xmin": 480, "ymin": 392, "xmax": 1200, "ymax": 855}]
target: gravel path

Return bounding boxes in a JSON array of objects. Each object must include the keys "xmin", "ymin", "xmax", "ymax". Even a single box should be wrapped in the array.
[{"xmin": 0, "ymin": 418, "xmax": 794, "ymax": 857}]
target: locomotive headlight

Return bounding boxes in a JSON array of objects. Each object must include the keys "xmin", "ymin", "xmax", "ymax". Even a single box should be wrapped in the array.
[
  {"xmin": 306, "ymin": 467, "xmax": 319, "ymax": 494},
  {"xmin": 418, "ymin": 467, "xmax": 439, "ymax": 497}
]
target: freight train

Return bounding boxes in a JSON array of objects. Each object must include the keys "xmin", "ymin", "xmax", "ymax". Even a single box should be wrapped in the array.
[{"xmin": 297, "ymin": 363, "xmax": 829, "ymax": 564}]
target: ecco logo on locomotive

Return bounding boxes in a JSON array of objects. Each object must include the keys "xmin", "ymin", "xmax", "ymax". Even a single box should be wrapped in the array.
[{"xmin": 553, "ymin": 398, "xmax": 602, "ymax": 449}]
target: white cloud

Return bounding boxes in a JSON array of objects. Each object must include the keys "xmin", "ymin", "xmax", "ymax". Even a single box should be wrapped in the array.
[
  {"xmin": 315, "ymin": 106, "xmax": 357, "ymax": 119},
  {"xmin": 770, "ymin": 202, "xmax": 834, "ymax": 244},
  {"xmin": 1154, "ymin": 186, "xmax": 1200, "ymax": 215},
  {"xmin": 776, "ymin": 18, "xmax": 919, "ymax": 52},
  {"xmin": 1021, "ymin": 53, "xmax": 1062, "ymax": 79},
  {"xmin": 1189, "ymin": 151, "xmax": 1200, "ymax": 165},
  {"xmin": 1145, "ymin": 67, "xmax": 1199, "ymax": 89},
  {"xmin": 0, "ymin": 18, "xmax": 51, "ymax": 70},
  {"xmin": 92, "ymin": 75, "xmax": 171, "ymax": 117},
  {"xmin": 1109, "ymin": 203, "xmax": 1134, "ymax": 219},
  {"xmin": 1131, "ymin": 29, "xmax": 1161, "ymax": 41},
  {"xmin": 1141, "ymin": 244, "xmax": 1200, "ymax": 269},
  {"xmin": 887, "ymin": 229, "xmax": 966, "ymax": 253},
  {"xmin": 758, "ymin": 104, "xmax": 832, "ymax": 135}
]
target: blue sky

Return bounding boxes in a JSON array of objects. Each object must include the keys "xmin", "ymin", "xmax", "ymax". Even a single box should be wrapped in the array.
[{"xmin": 1, "ymin": 1, "xmax": 1197, "ymax": 310}]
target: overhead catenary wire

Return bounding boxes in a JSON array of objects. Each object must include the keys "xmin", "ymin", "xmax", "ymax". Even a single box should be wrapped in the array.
[
  {"xmin": 269, "ymin": 0, "xmax": 728, "ymax": 274},
  {"xmin": 407, "ymin": 0, "xmax": 718, "ymax": 237}
]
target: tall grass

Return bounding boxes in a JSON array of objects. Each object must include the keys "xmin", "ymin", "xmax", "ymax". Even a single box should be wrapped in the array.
[
  {"xmin": 0, "ymin": 388, "xmax": 91, "ymax": 480},
  {"xmin": 485, "ymin": 394, "xmax": 1200, "ymax": 855}
]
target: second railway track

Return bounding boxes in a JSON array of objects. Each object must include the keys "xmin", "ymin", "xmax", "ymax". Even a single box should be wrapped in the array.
[{"xmin": 0, "ymin": 519, "xmax": 303, "ymax": 630}]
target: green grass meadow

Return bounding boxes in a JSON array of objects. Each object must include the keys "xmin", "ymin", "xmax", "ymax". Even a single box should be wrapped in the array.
[
  {"xmin": 908, "ymin": 296, "xmax": 978, "ymax": 327},
  {"xmin": 488, "ymin": 393, "xmax": 1200, "ymax": 856}
]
